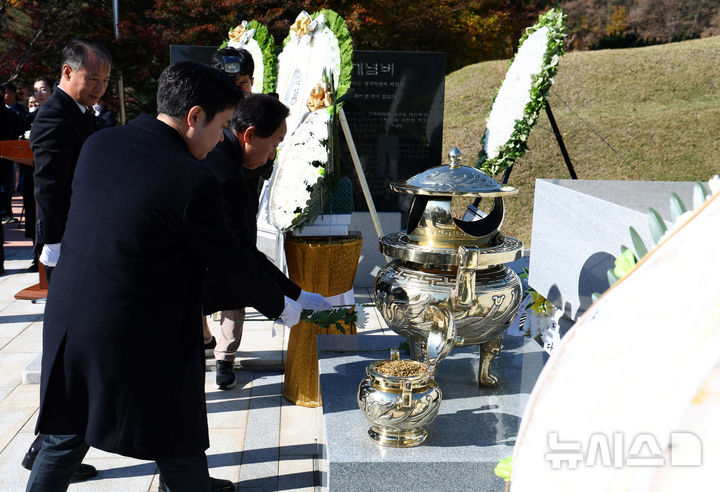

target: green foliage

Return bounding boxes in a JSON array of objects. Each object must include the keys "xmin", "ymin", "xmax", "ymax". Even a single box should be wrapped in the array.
[
  {"xmin": 317, "ymin": 9, "xmax": 353, "ymax": 107},
  {"xmin": 629, "ymin": 227, "xmax": 648, "ymax": 258},
  {"xmin": 476, "ymin": 8, "xmax": 568, "ymax": 176},
  {"xmin": 613, "ymin": 246, "xmax": 636, "ymax": 279},
  {"xmin": 300, "ymin": 307, "xmax": 357, "ymax": 333},
  {"xmin": 247, "ymin": 20, "xmax": 278, "ymax": 94},
  {"xmin": 494, "ymin": 455, "xmax": 513, "ymax": 481},
  {"xmin": 693, "ymin": 181, "xmax": 709, "ymax": 210},
  {"xmin": 669, "ymin": 193, "xmax": 687, "ymax": 221},
  {"xmin": 647, "ymin": 208, "xmax": 667, "ymax": 244}
]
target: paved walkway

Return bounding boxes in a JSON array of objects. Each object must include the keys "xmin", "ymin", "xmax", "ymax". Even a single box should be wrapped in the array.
[{"xmin": 0, "ymin": 196, "xmax": 390, "ymax": 491}]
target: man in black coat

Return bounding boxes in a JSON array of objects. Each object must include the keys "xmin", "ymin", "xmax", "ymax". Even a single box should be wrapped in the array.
[
  {"xmin": 202, "ymin": 94, "xmax": 332, "ymax": 389},
  {"xmin": 26, "ymin": 62, "xmax": 303, "ymax": 492},
  {"xmin": 0, "ymin": 102, "xmax": 23, "ymax": 273},
  {"xmin": 24, "ymin": 39, "xmax": 111, "ymax": 482},
  {"xmin": 31, "ymin": 39, "xmax": 110, "ymax": 280}
]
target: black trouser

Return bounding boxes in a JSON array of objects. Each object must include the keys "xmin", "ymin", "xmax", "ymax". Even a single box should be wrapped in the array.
[{"xmin": 26, "ymin": 434, "xmax": 212, "ymax": 492}]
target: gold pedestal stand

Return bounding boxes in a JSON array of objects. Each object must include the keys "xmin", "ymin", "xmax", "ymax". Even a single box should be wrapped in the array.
[{"xmin": 283, "ymin": 233, "xmax": 362, "ymax": 407}]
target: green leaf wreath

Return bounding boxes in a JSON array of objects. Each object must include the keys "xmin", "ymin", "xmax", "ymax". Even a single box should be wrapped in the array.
[{"xmin": 476, "ymin": 8, "xmax": 567, "ymax": 176}]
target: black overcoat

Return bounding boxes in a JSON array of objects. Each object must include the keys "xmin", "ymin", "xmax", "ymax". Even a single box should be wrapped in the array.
[
  {"xmin": 31, "ymin": 88, "xmax": 97, "ymax": 245},
  {"xmin": 201, "ymin": 129, "xmax": 300, "ymax": 313},
  {"xmin": 36, "ymin": 114, "xmax": 285, "ymax": 460}
]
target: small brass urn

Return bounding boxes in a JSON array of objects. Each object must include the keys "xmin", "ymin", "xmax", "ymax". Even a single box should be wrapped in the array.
[
  {"xmin": 357, "ymin": 306, "xmax": 454, "ymax": 447},
  {"xmin": 374, "ymin": 147, "xmax": 524, "ymax": 386}
]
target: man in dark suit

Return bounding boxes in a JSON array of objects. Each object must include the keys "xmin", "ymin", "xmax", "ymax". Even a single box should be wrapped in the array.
[
  {"xmin": 26, "ymin": 62, "xmax": 303, "ymax": 492},
  {"xmin": 25, "ymin": 38, "xmax": 112, "ymax": 482},
  {"xmin": 0, "ymin": 102, "xmax": 23, "ymax": 273},
  {"xmin": 31, "ymin": 38, "xmax": 110, "ymax": 280},
  {"xmin": 203, "ymin": 94, "xmax": 332, "ymax": 389}
]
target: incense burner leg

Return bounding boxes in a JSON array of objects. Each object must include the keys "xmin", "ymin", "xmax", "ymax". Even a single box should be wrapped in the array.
[{"xmin": 478, "ymin": 335, "xmax": 504, "ymax": 387}]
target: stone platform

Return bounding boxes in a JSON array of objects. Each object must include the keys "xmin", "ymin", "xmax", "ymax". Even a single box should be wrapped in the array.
[{"xmin": 317, "ymin": 333, "xmax": 546, "ymax": 491}]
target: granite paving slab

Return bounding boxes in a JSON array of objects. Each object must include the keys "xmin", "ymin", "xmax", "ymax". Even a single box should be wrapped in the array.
[{"xmin": 318, "ymin": 333, "xmax": 546, "ymax": 491}]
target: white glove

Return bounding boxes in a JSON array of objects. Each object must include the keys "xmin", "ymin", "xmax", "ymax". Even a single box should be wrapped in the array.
[
  {"xmin": 39, "ymin": 243, "xmax": 62, "ymax": 267},
  {"xmin": 278, "ymin": 296, "xmax": 303, "ymax": 327},
  {"xmin": 297, "ymin": 290, "xmax": 333, "ymax": 311}
]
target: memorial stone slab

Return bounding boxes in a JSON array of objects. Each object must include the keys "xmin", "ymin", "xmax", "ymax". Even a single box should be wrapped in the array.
[
  {"xmin": 169, "ymin": 45, "xmax": 219, "ymax": 65},
  {"xmin": 529, "ymin": 179, "xmax": 696, "ymax": 320},
  {"xmin": 340, "ymin": 51, "xmax": 446, "ymax": 214},
  {"xmin": 318, "ymin": 333, "xmax": 546, "ymax": 491}
]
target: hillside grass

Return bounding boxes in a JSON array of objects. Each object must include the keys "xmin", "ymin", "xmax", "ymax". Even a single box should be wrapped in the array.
[{"xmin": 442, "ymin": 36, "xmax": 720, "ymax": 247}]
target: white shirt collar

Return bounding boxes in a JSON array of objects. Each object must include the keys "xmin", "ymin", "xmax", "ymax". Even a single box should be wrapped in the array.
[{"xmin": 57, "ymin": 86, "xmax": 88, "ymax": 114}]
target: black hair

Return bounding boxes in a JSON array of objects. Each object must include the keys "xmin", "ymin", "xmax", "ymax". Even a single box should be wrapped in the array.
[
  {"xmin": 230, "ymin": 93, "xmax": 289, "ymax": 138},
  {"xmin": 61, "ymin": 39, "xmax": 112, "ymax": 72},
  {"xmin": 1, "ymin": 82, "xmax": 17, "ymax": 93},
  {"xmin": 34, "ymin": 77, "xmax": 52, "ymax": 87},
  {"xmin": 157, "ymin": 62, "xmax": 244, "ymax": 124},
  {"xmin": 211, "ymin": 47, "xmax": 255, "ymax": 77}
]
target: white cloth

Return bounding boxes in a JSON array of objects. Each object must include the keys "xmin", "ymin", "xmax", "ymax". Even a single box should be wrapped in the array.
[
  {"xmin": 278, "ymin": 295, "xmax": 303, "ymax": 328},
  {"xmin": 325, "ymin": 288, "xmax": 355, "ymax": 307},
  {"xmin": 39, "ymin": 243, "xmax": 61, "ymax": 267},
  {"xmin": 297, "ymin": 290, "xmax": 332, "ymax": 311}
]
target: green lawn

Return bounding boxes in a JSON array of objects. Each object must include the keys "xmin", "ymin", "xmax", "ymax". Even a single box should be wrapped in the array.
[{"xmin": 442, "ymin": 36, "xmax": 720, "ymax": 247}]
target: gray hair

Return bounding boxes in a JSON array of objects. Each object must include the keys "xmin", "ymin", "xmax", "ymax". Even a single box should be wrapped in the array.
[{"xmin": 60, "ymin": 39, "xmax": 112, "ymax": 72}]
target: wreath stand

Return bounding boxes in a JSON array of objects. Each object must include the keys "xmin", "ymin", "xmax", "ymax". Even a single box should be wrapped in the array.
[
  {"xmin": 501, "ymin": 102, "xmax": 577, "ymax": 184},
  {"xmin": 281, "ymin": 108, "xmax": 385, "ymax": 407}
]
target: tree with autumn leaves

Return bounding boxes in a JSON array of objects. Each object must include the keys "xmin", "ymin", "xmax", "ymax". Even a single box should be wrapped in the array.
[{"xmin": 2, "ymin": 0, "xmax": 717, "ymax": 119}]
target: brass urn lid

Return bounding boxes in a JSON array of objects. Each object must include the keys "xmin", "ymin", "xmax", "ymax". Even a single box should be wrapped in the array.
[{"xmin": 389, "ymin": 147, "xmax": 518, "ymax": 198}]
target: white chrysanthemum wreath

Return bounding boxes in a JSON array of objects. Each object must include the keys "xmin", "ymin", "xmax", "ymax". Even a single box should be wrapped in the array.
[
  {"xmin": 269, "ymin": 107, "xmax": 332, "ymax": 232},
  {"xmin": 267, "ymin": 9, "xmax": 353, "ymax": 233},
  {"xmin": 276, "ymin": 9, "xmax": 352, "ymax": 135},
  {"xmin": 222, "ymin": 20, "xmax": 276, "ymax": 94},
  {"xmin": 476, "ymin": 8, "xmax": 567, "ymax": 176}
]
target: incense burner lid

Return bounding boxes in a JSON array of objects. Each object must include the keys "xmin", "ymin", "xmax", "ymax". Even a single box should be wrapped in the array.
[{"xmin": 389, "ymin": 147, "xmax": 518, "ymax": 198}]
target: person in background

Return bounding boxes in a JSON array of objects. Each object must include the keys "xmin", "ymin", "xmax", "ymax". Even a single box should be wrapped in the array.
[
  {"xmin": 202, "ymin": 93, "xmax": 331, "ymax": 389},
  {"xmin": 26, "ymin": 61, "xmax": 304, "ymax": 492},
  {"xmin": 26, "ymin": 95, "xmax": 39, "ymax": 113},
  {"xmin": 32, "ymin": 77, "xmax": 52, "ymax": 106},
  {"xmin": 3, "ymin": 82, "xmax": 28, "ymax": 118},
  {"xmin": 199, "ymin": 46, "xmax": 259, "ymax": 355},
  {"xmin": 0, "ymin": 103, "xmax": 23, "ymax": 274},
  {"xmin": 211, "ymin": 47, "xmax": 254, "ymax": 96},
  {"xmin": 0, "ymin": 82, "xmax": 25, "ymax": 223},
  {"xmin": 25, "ymin": 38, "xmax": 112, "ymax": 483},
  {"xmin": 19, "ymin": 79, "xmax": 53, "ymax": 272},
  {"xmin": 93, "ymin": 96, "xmax": 116, "ymax": 128}
]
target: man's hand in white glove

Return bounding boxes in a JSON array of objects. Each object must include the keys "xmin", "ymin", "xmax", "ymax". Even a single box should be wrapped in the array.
[
  {"xmin": 278, "ymin": 296, "xmax": 303, "ymax": 327},
  {"xmin": 297, "ymin": 290, "xmax": 333, "ymax": 311},
  {"xmin": 39, "ymin": 243, "xmax": 62, "ymax": 267}
]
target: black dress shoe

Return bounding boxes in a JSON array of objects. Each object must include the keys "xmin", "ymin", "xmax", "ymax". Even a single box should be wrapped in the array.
[
  {"xmin": 22, "ymin": 449, "xmax": 98, "ymax": 482},
  {"xmin": 158, "ymin": 476, "xmax": 234, "ymax": 491}
]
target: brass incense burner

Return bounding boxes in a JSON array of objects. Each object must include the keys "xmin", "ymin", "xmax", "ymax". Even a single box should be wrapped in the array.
[
  {"xmin": 357, "ymin": 306, "xmax": 454, "ymax": 447},
  {"xmin": 374, "ymin": 147, "xmax": 523, "ymax": 386}
]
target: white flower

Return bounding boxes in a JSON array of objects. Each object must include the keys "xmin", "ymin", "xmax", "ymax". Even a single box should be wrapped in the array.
[
  {"xmin": 484, "ymin": 27, "xmax": 551, "ymax": 159},
  {"xmin": 268, "ymin": 109, "xmax": 332, "ymax": 231}
]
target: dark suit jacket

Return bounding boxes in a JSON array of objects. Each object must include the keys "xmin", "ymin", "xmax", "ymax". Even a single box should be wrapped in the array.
[
  {"xmin": 96, "ymin": 106, "xmax": 116, "ymax": 128},
  {"xmin": 31, "ymin": 88, "xmax": 97, "ymax": 245},
  {"xmin": 201, "ymin": 128, "xmax": 300, "ymax": 313},
  {"xmin": 36, "ymin": 114, "xmax": 286, "ymax": 460}
]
